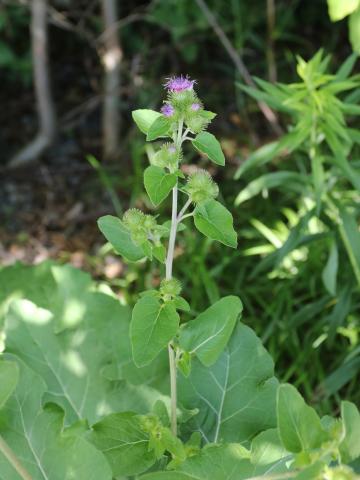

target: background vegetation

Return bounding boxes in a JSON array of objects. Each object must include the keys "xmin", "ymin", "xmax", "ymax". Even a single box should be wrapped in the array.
[{"xmin": 1, "ymin": 0, "xmax": 359, "ymax": 417}]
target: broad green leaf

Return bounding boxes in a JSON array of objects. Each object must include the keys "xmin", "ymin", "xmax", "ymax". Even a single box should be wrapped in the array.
[
  {"xmin": 98, "ymin": 215, "xmax": 145, "ymax": 262},
  {"xmin": 179, "ymin": 296, "xmax": 242, "ymax": 366},
  {"xmin": 147, "ymin": 115, "xmax": 171, "ymax": 141},
  {"xmin": 194, "ymin": 200, "xmax": 237, "ymax": 248},
  {"xmin": 89, "ymin": 412, "xmax": 156, "ymax": 476},
  {"xmin": 250, "ymin": 428, "xmax": 290, "ymax": 469},
  {"xmin": 328, "ymin": 0, "xmax": 360, "ymax": 21},
  {"xmin": 321, "ymin": 240, "xmax": 338, "ymax": 296},
  {"xmin": 340, "ymin": 401, "xmax": 360, "ymax": 463},
  {"xmin": 130, "ymin": 296, "xmax": 179, "ymax": 367},
  {"xmin": 141, "ymin": 473, "xmax": 197, "ymax": 480},
  {"xmin": 179, "ymin": 323, "xmax": 278, "ymax": 444},
  {"xmin": 132, "ymin": 109, "xmax": 161, "ymax": 134},
  {"xmin": 277, "ymin": 384, "xmax": 328, "ymax": 453},
  {"xmin": 192, "ymin": 132, "xmax": 225, "ymax": 166},
  {"xmin": 235, "ymin": 171, "xmax": 307, "ymax": 205},
  {"xmin": 350, "ymin": 7, "xmax": 360, "ymax": 53},
  {"xmin": 144, "ymin": 166, "xmax": 177, "ymax": 206},
  {"xmin": 5, "ymin": 296, "xmax": 165, "ymax": 425},
  {"xmin": 0, "ymin": 360, "xmax": 19, "ymax": 408},
  {"xmin": 177, "ymin": 443, "xmax": 253, "ymax": 479},
  {"xmin": 0, "ymin": 261, "xmax": 56, "ymax": 327},
  {"xmin": 0, "ymin": 355, "xmax": 112, "ymax": 480},
  {"xmin": 51, "ymin": 264, "xmax": 92, "ymax": 332}
]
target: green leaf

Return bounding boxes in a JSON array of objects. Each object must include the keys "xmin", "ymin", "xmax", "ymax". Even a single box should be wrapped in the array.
[
  {"xmin": 147, "ymin": 115, "xmax": 171, "ymax": 141},
  {"xmin": 350, "ymin": 7, "xmax": 360, "ymax": 53},
  {"xmin": 0, "ymin": 360, "xmax": 19, "ymax": 408},
  {"xmin": 179, "ymin": 323, "xmax": 278, "ymax": 443},
  {"xmin": 328, "ymin": 0, "xmax": 360, "ymax": 21},
  {"xmin": 144, "ymin": 166, "xmax": 177, "ymax": 206},
  {"xmin": 5, "ymin": 296, "xmax": 164, "ymax": 425},
  {"xmin": 235, "ymin": 171, "xmax": 307, "ymax": 205},
  {"xmin": 173, "ymin": 296, "xmax": 191, "ymax": 312},
  {"xmin": 51, "ymin": 264, "xmax": 92, "ymax": 332},
  {"xmin": 89, "ymin": 412, "xmax": 156, "ymax": 476},
  {"xmin": 321, "ymin": 239, "xmax": 338, "ymax": 296},
  {"xmin": 98, "ymin": 215, "xmax": 145, "ymax": 262},
  {"xmin": 338, "ymin": 205, "xmax": 360, "ymax": 288},
  {"xmin": 339, "ymin": 401, "xmax": 360, "ymax": 463},
  {"xmin": 277, "ymin": 384, "xmax": 328, "ymax": 453},
  {"xmin": 132, "ymin": 109, "xmax": 161, "ymax": 134},
  {"xmin": 192, "ymin": 132, "xmax": 225, "ymax": 166},
  {"xmin": 250, "ymin": 428, "xmax": 290, "ymax": 474},
  {"xmin": 199, "ymin": 110, "xmax": 217, "ymax": 120},
  {"xmin": 194, "ymin": 200, "xmax": 237, "ymax": 248},
  {"xmin": 177, "ymin": 443, "xmax": 253, "ymax": 479},
  {"xmin": 0, "ymin": 355, "xmax": 112, "ymax": 480},
  {"xmin": 179, "ymin": 296, "xmax": 242, "ymax": 366},
  {"xmin": 131, "ymin": 296, "xmax": 179, "ymax": 367},
  {"xmin": 336, "ymin": 52, "xmax": 358, "ymax": 80},
  {"xmin": 153, "ymin": 243, "xmax": 167, "ymax": 263},
  {"xmin": 141, "ymin": 473, "xmax": 197, "ymax": 480}
]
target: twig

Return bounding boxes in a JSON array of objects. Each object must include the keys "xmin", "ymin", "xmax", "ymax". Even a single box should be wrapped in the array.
[
  {"xmin": 9, "ymin": 0, "xmax": 57, "ymax": 168},
  {"xmin": 101, "ymin": 0, "xmax": 123, "ymax": 160},
  {"xmin": 194, "ymin": 0, "xmax": 282, "ymax": 136}
]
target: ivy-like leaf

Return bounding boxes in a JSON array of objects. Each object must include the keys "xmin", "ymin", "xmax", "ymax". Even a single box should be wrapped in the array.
[
  {"xmin": 192, "ymin": 132, "xmax": 225, "ymax": 166},
  {"xmin": 194, "ymin": 200, "xmax": 237, "ymax": 248},
  {"xmin": 0, "ymin": 355, "xmax": 112, "ymax": 480},
  {"xmin": 132, "ymin": 109, "xmax": 161, "ymax": 134},
  {"xmin": 277, "ymin": 384, "xmax": 329, "ymax": 453},
  {"xmin": 179, "ymin": 323, "xmax": 278, "ymax": 444},
  {"xmin": 147, "ymin": 116, "xmax": 171, "ymax": 141},
  {"xmin": 179, "ymin": 296, "xmax": 242, "ymax": 366},
  {"xmin": 131, "ymin": 296, "xmax": 180, "ymax": 367},
  {"xmin": 0, "ymin": 360, "xmax": 19, "ymax": 408},
  {"xmin": 144, "ymin": 166, "xmax": 178, "ymax": 206},
  {"xmin": 98, "ymin": 215, "xmax": 145, "ymax": 262},
  {"xmin": 89, "ymin": 412, "xmax": 156, "ymax": 477}
]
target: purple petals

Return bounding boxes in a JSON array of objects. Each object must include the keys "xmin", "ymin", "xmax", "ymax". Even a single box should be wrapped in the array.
[
  {"xmin": 161, "ymin": 104, "xmax": 175, "ymax": 117},
  {"xmin": 165, "ymin": 75, "xmax": 195, "ymax": 92},
  {"xmin": 191, "ymin": 103, "xmax": 201, "ymax": 111}
]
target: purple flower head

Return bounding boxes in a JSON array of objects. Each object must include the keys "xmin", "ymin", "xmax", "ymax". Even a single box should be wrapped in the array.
[
  {"xmin": 191, "ymin": 103, "xmax": 201, "ymax": 111},
  {"xmin": 161, "ymin": 103, "xmax": 174, "ymax": 117},
  {"xmin": 165, "ymin": 75, "xmax": 195, "ymax": 92}
]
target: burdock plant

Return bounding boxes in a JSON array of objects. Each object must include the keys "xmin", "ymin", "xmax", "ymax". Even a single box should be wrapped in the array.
[{"xmin": 98, "ymin": 75, "xmax": 240, "ymax": 437}]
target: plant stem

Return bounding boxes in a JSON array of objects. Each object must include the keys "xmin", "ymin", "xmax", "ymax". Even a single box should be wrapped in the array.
[
  {"xmin": 166, "ymin": 185, "xmax": 179, "ymax": 436},
  {"xmin": 0, "ymin": 435, "xmax": 33, "ymax": 480}
]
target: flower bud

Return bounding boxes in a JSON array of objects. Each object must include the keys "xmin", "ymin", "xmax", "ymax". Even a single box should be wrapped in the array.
[
  {"xmin": 123, "ymin": 209, "xmax": 145, "ymax": 229},
  {"xmin": 185, "ymin": 115, "xmax": 209, "ymax": 134},
  {"xmin": 143, "ymin": 214, "xmax": 157, "ymax": 230},
  {"xmin": 151, "ymin": 143, "xmax": 182, "ymax": 169},
  {"xmin": 185, "ymin": 170, "xmax": 219, "ymax": 203},
  {"xmin": 160, "ymin": 278, "xmax": 182, "ymax": 297}
]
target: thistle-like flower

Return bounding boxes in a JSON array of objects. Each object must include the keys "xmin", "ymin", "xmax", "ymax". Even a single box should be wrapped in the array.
[
  {"xmin": 185, "ymin": 169, "xmax": 219, "ymax": 203},
  {"xmin": 164, "ymin": 75, "xmax": 195, "ymax": 93},
  {"xmin": 191, "ymin": 103, "xmax": 201, "ymax": 111},
  {"xmin": 160, "ymin": 278, "xmax": 182, "ymax": 297},
  {"xmin": 161, "ymin": 104, "xmax": 175, "ymax": 117}
]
